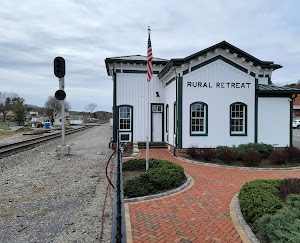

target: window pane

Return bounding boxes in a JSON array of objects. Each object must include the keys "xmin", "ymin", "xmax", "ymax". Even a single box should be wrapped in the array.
[{"xmin": 191, "ymin": 103, "xmax": 207, "ymax": 134}]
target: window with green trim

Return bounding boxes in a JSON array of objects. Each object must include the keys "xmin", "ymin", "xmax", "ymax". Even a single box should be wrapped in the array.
[
  {"xmin": 119, "ymin": 106, "xmax": 131, "ymax": 131},
  {"xmin": 230, "ymin": 103, "xmax": 247, "ymax": 135},
  {"xmin": 190, "ymin": 102, "xmax": 207, "ymax": 135}
]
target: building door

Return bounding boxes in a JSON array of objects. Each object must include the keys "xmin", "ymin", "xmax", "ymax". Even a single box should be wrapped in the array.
[{"xmin": 152, "ymin": 104, "xmax": 163, "ymax": 142}]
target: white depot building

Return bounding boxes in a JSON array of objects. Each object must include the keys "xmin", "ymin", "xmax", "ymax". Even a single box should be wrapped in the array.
[{"xmin": 105, "ymin": 41, "xmax": 300, "ymax": 151}]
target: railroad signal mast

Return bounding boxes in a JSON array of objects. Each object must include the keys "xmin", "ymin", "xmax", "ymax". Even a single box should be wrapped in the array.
[{"xmin": 54, "ymin": 57, "xmax": 70, "ymax": 155}]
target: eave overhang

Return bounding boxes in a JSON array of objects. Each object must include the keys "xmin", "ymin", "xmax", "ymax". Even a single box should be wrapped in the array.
[
  {"xmin": 158, "ymin": 41, "xmax": 282, "ymax": 79},
  {"xmin": 105, "ymin": 56, "xmax": 169, "ymax": 76},
  {"xmin": 258, "ymin": 84, "xmax": 300, "ymax": 95}
]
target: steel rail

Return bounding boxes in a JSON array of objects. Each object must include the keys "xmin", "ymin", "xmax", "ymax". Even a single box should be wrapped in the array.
[{"xmin": 0, "ymin": 125, "xmax": 93, "ymax": 158}]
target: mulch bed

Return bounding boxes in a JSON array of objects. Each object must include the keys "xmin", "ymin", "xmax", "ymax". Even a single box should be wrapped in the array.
[{"xmin": 182, "ymin": 156, "xmax": 300, "ymax": 168}]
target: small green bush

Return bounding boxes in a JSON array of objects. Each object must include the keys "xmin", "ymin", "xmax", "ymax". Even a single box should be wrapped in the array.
[
  {"xmin": 239, "ymin": 179, "xmax": 283, "ymax": 224},
  {"xmin": 242, "ymin": 150, "xmax": 262, "ymax": 167},
  {"xmin": 122, "ymin": 159, "xmax": 147, "ymax": 171},
  {"xmin": 123, "ymin": 174, "xmax": 156, "ymax": 197},
  {"xmin": 255, "ymin": 194, "xmax": 300, "ymax": 243},
  {"xmin": 236, "ymin": 143, "xmax": 274, "ymax": 159},
  {"xmin": 123, "ymin": 159, "xmax": 185, "ymax": 198},
  {"xmin": 122, "ymin": 158, "xmax": 164, "ymax": 171}
]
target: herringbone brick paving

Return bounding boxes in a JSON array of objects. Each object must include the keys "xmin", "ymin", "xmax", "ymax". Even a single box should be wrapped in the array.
[{"xmin": 126, "ymin": 149, "xmax": 300, "ymax": 242}]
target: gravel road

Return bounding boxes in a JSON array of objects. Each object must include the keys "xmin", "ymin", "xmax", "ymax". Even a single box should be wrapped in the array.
[{"xmin": 0, "ymin": 124, "xmax": 114, "ymax": 243}]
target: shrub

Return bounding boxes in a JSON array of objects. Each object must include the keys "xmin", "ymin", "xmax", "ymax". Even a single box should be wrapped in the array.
[
  {"xmin": 202, "ymin": 149, "xmax": 217, "ymax": 162},
  {"xmin": 255, "ymin": 194, "xmax": 300, "ymax": 243},
  {"xmin": 283, "ymin": 146, "xmax": 300, "ymax": 163},
  {"xmin": 242, "ymin": 150, "xmax": 262, "ymax": 167},
  {"xmin": 123, "ymin": 159, "xmax": 185, "ymax": 198},
  {"xmin": 123, "ymin": 158, "xmax": 165, "ymax": 171},
  {"xmin": 216, "ymin": 147, "xmax": 236, "ymax": 164},
  {"xmin": 122, "ymin": 159, "xmax": 148, "ymax": 171},
  {"xmin": 239, "ymin": 180, "xmax": 283, "ymax": 224},
  {"xmin": 123, "ymin": 174, "xmax": 156, "ymax": 197},
  {"xmin": 280, "ymin": 178, "xmax": 300, "ymax": 201},
  {"xmin": 268, "ymin": 149, "xmax": 289, "ymax": 165},
  {"xmin": 235, "ymin": 143, "xmax": 274, "ymax": 159},
  {"xmin": 187, "ymin": 146, "xmax": 201, "ymax": 159}
]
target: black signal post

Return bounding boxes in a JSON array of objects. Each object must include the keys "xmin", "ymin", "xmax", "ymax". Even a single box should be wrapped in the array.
[
  {"xmin": 54, "ymin": 56, "xmax": 70, "ymax": 155},
  {"xmin": 54, "ymin": 57, "xmax": 65, "ymax": 78}
]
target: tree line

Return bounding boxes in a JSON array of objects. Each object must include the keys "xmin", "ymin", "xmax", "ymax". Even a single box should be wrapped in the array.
[{"xmin": 0, "ymin": 92, "xmax": 26, "ymax": 125}]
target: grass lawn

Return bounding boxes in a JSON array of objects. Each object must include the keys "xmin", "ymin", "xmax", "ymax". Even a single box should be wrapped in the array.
[{"xmin": 0, "ymin": 126, "xmax": 11, "ymax": 131}]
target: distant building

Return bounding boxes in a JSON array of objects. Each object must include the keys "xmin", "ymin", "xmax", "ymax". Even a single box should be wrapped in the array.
[{"xmin": 293, "ymin": 97, "xmax": 300, "ymax": 117}]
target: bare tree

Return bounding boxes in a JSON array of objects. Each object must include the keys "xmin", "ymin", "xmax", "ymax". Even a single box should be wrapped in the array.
[
  {"xmin": 85, "ymin": 103, "xmax": 97, "ymax": 118},
  {"xmin": 0, "ymin": 92, "xmax": 19, "ymax": 121},
  {"xmin": 44, "ymin": 96, "xmax": 71, "ymax": 125}
]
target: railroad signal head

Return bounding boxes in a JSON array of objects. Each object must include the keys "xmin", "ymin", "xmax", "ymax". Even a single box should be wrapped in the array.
[
  {"xmin": 54, "ymin": 57, "xmax": 65, "ymax": 78},
  {"xmin": 55, "ymin": 90, "xmax": 66, "ymax": 100}
]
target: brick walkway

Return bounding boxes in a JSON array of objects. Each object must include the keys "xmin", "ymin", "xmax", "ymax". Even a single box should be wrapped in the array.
[{"xmin": 125, "ymin": 149, "xmax": 300, "ymax": 243}]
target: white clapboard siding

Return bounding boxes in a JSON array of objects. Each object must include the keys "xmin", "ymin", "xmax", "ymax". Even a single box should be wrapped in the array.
[
  {"xmin": 163, "ymin": 80, "xmax": 176, "ymax": 146},
  {"xmin": 258, "ymin": 97, "xmax": 290, "ymax": 147},
  {"xmin": 116, "ymin": 73, "xmax": 163, "ymax": 142},
  {"xmin": 182, "ymin": 59, "xmax": 255, "ymax": 148}
]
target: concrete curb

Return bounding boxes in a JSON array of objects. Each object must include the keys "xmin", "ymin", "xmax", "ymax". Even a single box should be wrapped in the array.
[
  {"xmin": 230, "ymin": 194, "xmax": 260, "ymax": 243},
  {"xmin": 124, "ymin": 173, "xmax": 191, "ymax": 203},
  {"xmin": 179, "ymin": 156, "xmax": 300, "ymax": 171}
]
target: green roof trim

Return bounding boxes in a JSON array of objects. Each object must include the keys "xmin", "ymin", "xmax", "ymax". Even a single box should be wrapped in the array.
[
  {"xmin": 258, "ymin": 84, "xmax": 300, "ymax": 94},
  {"xmin": 105, "ymin": 55, "xmax": 169, "ymax": 76},
  {"xmin": 158, "ymin": 41, "xmax": 282, "ymax": 79}
]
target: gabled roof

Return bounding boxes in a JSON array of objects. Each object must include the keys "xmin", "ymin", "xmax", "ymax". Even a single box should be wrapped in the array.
[
  {"xmin": 107, "ymin": 55, "xmax": 168, "ymax": 62},
  {"xmin": 258, "ymin": 84, "xmax": 300, "ymax": 94},
  {"xmin": 105, "ymin": 55, "xmax": 169, "ymax": 75},
  {"xmin": 158, "ymin": 41, "xmax": 282, "ymax": 78}
]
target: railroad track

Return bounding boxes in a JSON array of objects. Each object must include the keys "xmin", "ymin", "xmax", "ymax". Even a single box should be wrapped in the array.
[{"xmin": 0, "ymin": 125, "xmax": 94, "ymax": 158}]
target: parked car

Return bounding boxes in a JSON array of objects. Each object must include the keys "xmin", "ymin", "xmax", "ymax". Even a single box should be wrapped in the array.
[
  {"xmin": 28, "ymin": 121, "xmax": 44, "ymax": 128},
  {"xmin": 293, "ymin": 120, "xmax": 300, "ymax": 129}
]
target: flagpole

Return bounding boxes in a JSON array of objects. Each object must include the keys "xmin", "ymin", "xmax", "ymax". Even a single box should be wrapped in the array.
[{"xmin": 146, "ymin": 26, "xmax": 150, "ymax": 172}]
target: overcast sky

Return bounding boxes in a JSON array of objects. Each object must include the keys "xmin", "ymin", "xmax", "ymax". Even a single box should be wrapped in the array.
[{"xmin": 1, "ymin": 0, "xmax": 300, "ymax": 111}]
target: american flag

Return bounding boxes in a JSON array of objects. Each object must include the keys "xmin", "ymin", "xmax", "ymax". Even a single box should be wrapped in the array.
[{"xmin": 147, "ymin": 32, "xmax": 153, "ymax": 82}]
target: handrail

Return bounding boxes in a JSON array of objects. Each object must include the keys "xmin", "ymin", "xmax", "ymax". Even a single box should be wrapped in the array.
[{"xmin": 111, "ymin": 131, "xmax": 127, "ymax": 243}]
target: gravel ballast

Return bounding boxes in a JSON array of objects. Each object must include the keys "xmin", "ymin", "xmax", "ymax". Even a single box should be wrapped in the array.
[{"xmin": 0, "ymin": 124, "xmax": 114, "ymax": 243}]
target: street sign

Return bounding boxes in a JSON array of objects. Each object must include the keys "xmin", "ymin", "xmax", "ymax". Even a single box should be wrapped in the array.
[
  {"xmin": 55, "ymin": 90, "xmax": 66, "ymax": 100},
  {"xmin": 54, "ymin": 57, "xmax": 65, "ymax": 78}
]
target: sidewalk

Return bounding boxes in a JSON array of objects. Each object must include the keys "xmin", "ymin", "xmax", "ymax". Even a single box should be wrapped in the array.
[{"xmin": 125, "ymin": 149, "xmax": 300, "ymax": 243}]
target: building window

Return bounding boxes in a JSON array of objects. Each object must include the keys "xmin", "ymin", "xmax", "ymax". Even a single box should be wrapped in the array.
[
  {"xmin": 119, "ymin": 106, "xmax": 131, "ymax": 131},
  {"xmin": 190, "ymin": 102, "xmax": 208, "ymax": 136},
  {"xmin": 152, "ymin": 105, "xmax": 162, "ymax": 112},
  {"xmin": 230, "ymin": 102, "xmax": 247, "ymax": 136}
]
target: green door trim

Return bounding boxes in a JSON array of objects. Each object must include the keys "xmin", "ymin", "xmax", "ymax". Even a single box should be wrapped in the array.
[
  {"xmin": 151, "ymin": 103, "xmax": 164, "ymax": 142},
  {"xmin": 177, "ymin": 76, "xmax": 183, "ymax": 149}
]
